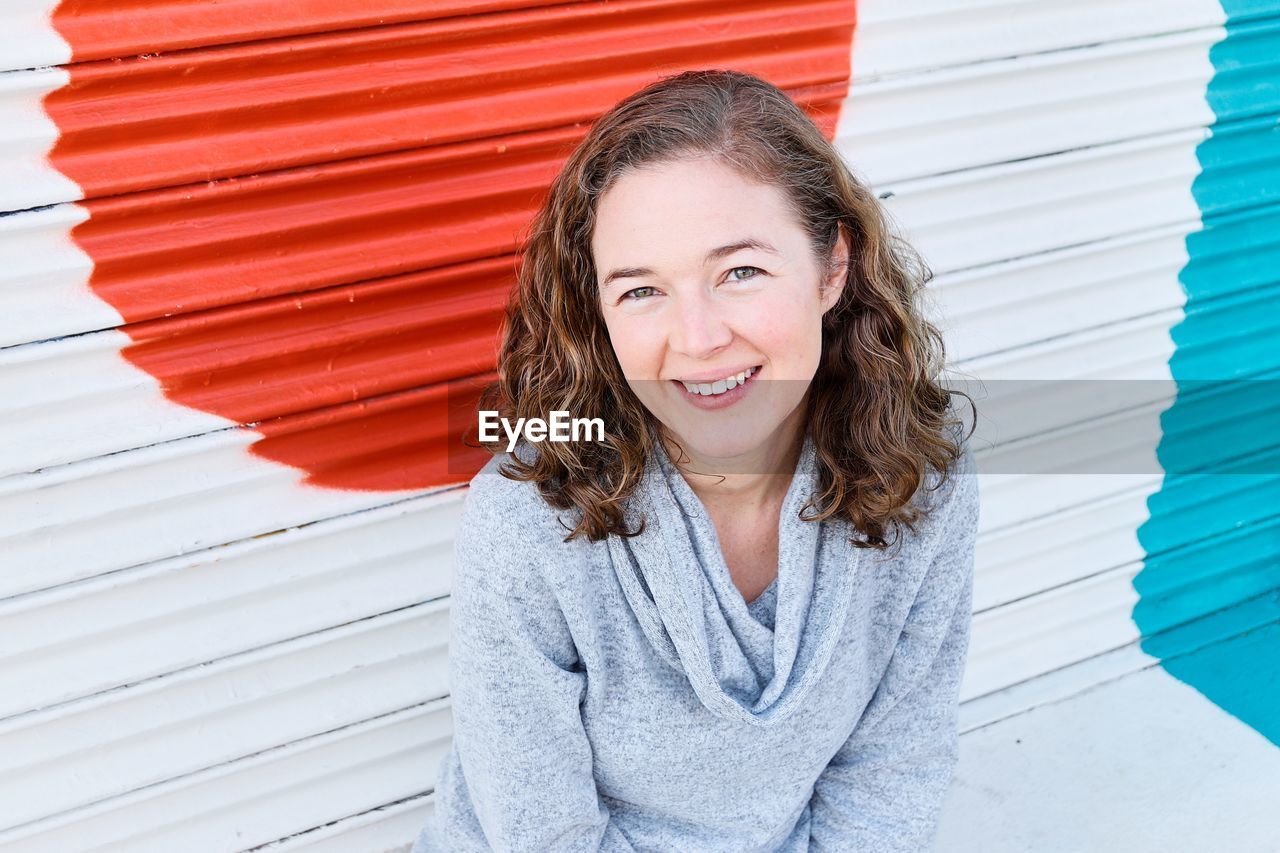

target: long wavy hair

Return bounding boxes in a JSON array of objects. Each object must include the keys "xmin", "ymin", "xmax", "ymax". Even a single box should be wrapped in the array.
[{"xmin": 472, "ymin": 68, "xmax": 976, "ymax": 549}]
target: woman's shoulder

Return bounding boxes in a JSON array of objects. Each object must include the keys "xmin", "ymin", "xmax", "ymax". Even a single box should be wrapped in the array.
[
  {"xmin": 875, "ymin": 428, "xmax": 979, "ymax": 576},
  {"xmin": 455, "ymin": 444, "xmax": 586, "ymax": 596},
  {"xmin": 905, "ymin": 430, "xmax": 980, "ymax": 572},
  {"xmin": 913, "ymin": 417, "xmax": 980, "ymax": 521},
  {"xmin": 463, "ymin": 448, "xmax": 554, "ymax": 524}
]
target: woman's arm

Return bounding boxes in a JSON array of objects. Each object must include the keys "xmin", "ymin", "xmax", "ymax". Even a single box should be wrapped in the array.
[
  {"xmin": 808, "ymin": 443, "xmax": 980, "ymax": 852},
  {"xmin": 437, "ymin": 469, "xmax": 639, "ymax": 853}
]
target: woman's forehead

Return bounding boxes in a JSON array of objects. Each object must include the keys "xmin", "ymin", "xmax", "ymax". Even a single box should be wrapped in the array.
[{"xmin": 592, "ymin": 164, "xmax": 804, "ymax": 264}]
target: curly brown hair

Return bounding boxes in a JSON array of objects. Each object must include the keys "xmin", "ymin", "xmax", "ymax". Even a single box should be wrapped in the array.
[{"xmin": 472, "ymin": 68, "xmax": 976, "ymax": 549}]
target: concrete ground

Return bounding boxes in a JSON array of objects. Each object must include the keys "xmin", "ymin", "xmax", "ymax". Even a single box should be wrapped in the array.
[{"xmin": 936, "ymin": 628, "xmax": 1280, "ymax": 852}]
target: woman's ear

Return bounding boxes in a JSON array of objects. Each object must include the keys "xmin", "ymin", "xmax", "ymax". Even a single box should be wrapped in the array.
[{"xmin": 820, "ymin": 223, "xmax": 851, "ymax": 314}]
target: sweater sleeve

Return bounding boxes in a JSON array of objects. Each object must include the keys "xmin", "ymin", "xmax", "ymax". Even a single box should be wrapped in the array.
[
  {"xmin": 436, "ymin": 468, "xmax": 639, "ymax": 853},
  {"xmin": 807, "ymin": 443, "xmax": 980, "ymax": 853}
]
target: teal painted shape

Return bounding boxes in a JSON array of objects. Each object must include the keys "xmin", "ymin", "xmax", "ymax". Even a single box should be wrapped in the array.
[{"xmin": 1131, "ymin": 4, "xmax": 1280, "ymax": 745}]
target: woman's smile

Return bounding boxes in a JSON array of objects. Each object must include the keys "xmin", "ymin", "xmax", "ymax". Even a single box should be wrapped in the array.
[{"xmin": 670, "ymin": 364, "xmax": 762, "ymax": 411}]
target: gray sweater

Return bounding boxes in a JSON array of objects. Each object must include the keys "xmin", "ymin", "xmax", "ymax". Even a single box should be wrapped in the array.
[{"xmin": 411, "ymin": 430, "xmax": 979, "ymax": 852}]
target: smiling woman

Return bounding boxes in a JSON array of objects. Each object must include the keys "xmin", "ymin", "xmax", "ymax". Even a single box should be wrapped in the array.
[
  {"xmin": 412, "ymin": 69, "xmax": 980, "ymax": 853},
  {"xmin": 592, "ymin": 154, "xmax": 846, "ymax": 473}
]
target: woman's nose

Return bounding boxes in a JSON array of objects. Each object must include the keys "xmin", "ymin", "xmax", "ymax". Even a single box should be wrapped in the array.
[{"xmin": 669, "ymin": 291, "xmax": 733, "ymax": 359}]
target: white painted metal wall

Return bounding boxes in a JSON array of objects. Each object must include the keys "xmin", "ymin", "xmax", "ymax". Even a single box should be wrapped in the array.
[
  {"xmin": 852, "ymin": 0, "xmax": 1218, "ymax": 714},
  {"xmin": 3, "ymin": 1, "xmax": 1275, "ymax": 850}
]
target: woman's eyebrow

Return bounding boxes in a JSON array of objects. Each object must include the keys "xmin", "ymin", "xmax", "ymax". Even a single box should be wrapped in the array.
[{"xmin": 600, "ymin": 238, "xmax": 780, "ymax": 289}]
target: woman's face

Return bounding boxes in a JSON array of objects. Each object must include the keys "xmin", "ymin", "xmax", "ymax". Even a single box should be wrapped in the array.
[{"xmin": 592, "ymin": 156, "xmax": 847, "ymax": 468}]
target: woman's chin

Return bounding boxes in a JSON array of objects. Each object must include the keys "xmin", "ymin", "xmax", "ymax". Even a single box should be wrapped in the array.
[{"xmin": 657, "ymin": 425, "xmax": 785, "ymax": 474}]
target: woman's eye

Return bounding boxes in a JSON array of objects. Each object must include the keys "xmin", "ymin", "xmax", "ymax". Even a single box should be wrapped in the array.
[
  {"xmin": 622, "ymin": 286, "xmax": 657, "ymax": 301},
  {"xmin": 727, "ymin": 266, "xmax": 764, "ymax": 282}
]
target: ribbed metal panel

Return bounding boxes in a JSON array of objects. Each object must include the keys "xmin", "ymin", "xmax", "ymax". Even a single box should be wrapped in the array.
[
  {"xmin": 261, "ymin": 796, "xmax": 435, "ymax": 852},
  {"xmin": 3, "ymin": 0, "xmax": 1278, "ymax": 849},
  {"xmin": 929, "ymin": 1, "xmax": 1280, "ymax": 846},
  {"xmin": 0, "ymin": 0, "xmax": 1247, "ymax": 77},
  {"xmin": 846, "ymin": 26, "xmax": 1224, "ymax": 185},
  {"xmin": 4, "ymin": 603, "xmax": 448, "ymax": 828},
  {"xmin": 7, "ymin": 1, "xmax": 855, "ymax": 209},
  {"xmin": 0, "ymin": 491, "xmax": 459, "ymax": 847},
  {"xmin": 2, "ymin": 2, "xmax": 574, "ymax": 73},
  {"xmin": 1, "ymin": 493, "xmax": 458, "ymax": 714},
  {"xmin": 0, "ymin": 3, "xmax": 860, "ymax": 849},
  {"xmin": 2, "ymin": 702, "xmax": 451, "ymax": 852},
  {"xmin": 851, "ymin": 0, "xmax": 1228, "ymax": 79}
]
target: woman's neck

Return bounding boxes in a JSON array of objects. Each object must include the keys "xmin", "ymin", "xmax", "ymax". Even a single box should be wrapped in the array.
[{"xmin": 660, "ymin": 406, "xmax": 807, "ymax": 515}]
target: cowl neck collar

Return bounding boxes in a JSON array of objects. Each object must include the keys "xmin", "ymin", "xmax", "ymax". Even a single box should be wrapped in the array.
[{"xmin": 606, "ymin": 430, "xmax": 861, "ymax": 728}]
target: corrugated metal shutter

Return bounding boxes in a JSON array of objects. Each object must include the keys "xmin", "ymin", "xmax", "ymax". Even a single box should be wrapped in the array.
[
  {"xmin": 877, "ymin": 0, "xmax": 1279, "ymax": 847},
  {"xmin": 2, "ymin": 0, "xmax": 1277, "ymax": 849},
  {"xmin": 856, "ymin": 0, "xmax": 1279, "ymax": 727},
  {"xmin": 0, "ymin": 2, "xmax": 858, "ymax": 850}
]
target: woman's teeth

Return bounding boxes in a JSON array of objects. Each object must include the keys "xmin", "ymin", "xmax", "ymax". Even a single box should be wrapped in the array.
[{"xmin": 679, "ymin": 366, "xmax": 758, "ymax": 396}]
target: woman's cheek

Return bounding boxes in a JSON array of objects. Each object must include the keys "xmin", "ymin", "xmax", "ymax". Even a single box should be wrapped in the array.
[{"xmin": 612, "ymin": 324, "xmax": 656, "ymax": 376}]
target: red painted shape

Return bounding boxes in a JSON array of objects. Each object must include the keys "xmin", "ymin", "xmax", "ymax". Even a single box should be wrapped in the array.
[
  {"xmin": 248, "ymin": 374, "xmax": 497, "ymax": 492},
  {"xmin": 77, "ymin": 127, "xmax": 573, "ymax": 324},
  {"xmin": 51, "ymin": 2, "xmax": 858, "ymax": 492},
  {"xmin": 46, "ymin": 1, "xmax": 857, "ymax": 198},
  {"xmin": 51, "ymin": 1, "xmax": 573, "ymax": 62},
  {"xmin": 120, "ymin": 258, "xmax": 513, "ymax": 423}
]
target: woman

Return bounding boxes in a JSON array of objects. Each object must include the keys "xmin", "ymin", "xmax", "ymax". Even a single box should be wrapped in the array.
[{"xmin": 412, "ymin": 69, "xmax": 980, "ymax": 852}]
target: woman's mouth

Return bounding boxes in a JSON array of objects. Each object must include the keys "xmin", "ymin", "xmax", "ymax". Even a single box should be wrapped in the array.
[{"xmin": 670, "ymin": 365, "xmax": 761, "ymax": 411}]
